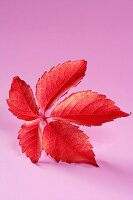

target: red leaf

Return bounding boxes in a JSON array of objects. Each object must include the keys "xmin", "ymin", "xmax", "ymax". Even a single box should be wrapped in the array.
[
  {"xmin": 51, "ymin": 91, "xmax": 129, "ymax": 126},
  {"xmin": 7, "ymin": 60, "xmax": 130, "ymax": 166},
  {"xmin": 36, "ymin": 60, "xmax": 87, "ymax": 111},
  {"xmin": 7, "ymin": 76, "xmax": 39, "ymax": 121},
  {"xmin": 18, "ymin": 119, "xmax": 42, "ymax": 163},
  {"xmin": 43, "ymin": 121, "xmax": 98, "ymax": 166}
]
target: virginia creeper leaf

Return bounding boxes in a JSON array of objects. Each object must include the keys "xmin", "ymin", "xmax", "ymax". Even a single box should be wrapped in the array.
[
  {"xmin": 43, "ymin": 121, "xmax": 98, "ymax": 166},
  {"xmin": 7, "ymin": 76, "xmax": 39, "ymax": 121},
  {"xmin": 51, "ymin": 91, "xmax": 129, "ymax": 126},
  {"xmin": 7, "ymin": 60, "xmax": 129, "ymax": 165},
  {"xmin": 36, "ymin": 60, "xmax": 87, "ymax": 111},
  {"xmin": 18, "ymin": 119, "xmax": 42, "ymax": 163}
]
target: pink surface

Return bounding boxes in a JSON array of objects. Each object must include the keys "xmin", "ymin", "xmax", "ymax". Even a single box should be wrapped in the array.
[{"xmin": 0, "ymin": 0, "xmax": 133, "ymax": 199}]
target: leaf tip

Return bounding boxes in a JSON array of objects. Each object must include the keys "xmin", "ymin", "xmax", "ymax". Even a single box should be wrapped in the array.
[
  {"xmin": 79, "ymin": 59, "xmax": 87, "ymax": 70},
  {"xmin": 81, "ymin": 59, "xmax": 87, "ymax": 64},
  {"xmin": 88, "ymin": 158, "xmax": 99, "ymax": 167},
  {"xmin": 121, "ymin": 111, "xmax": 131, "ymax": 118},
  {"xmin": 95, "ymin": 163, "xmax": 99, "ymax": 167},
  {"xmin": 31, "ymin": 159, "xmax": 38, "ymax": 164}
]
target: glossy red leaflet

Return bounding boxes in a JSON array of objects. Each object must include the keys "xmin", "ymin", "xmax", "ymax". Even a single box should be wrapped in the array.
[
  {"xmin": 36, "ymin": 60, "xmax": 87, "ymax": 112},
  {"xmin": 51, "ymin": 91, "xmax": 129, "ymax": 126},
  {"xmin": 43, "ymin": 121, "xmax": 98, "ymax": 166},
  {"xmin": 18, "ymin": 119, "xmax": 42, "ymax": 163},
  {"xmin": 7, "ymin": 76, "xmax": 39, "ymax": 121}
]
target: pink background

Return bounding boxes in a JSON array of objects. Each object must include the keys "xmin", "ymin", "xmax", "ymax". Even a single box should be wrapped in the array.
[{"xmin": 0, "ymin": 0, "xmax": 133, "ymax": 199}]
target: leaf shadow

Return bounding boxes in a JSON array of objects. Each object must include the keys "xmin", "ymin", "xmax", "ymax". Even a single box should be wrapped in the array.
[
  {"xmin": 36, "ymin": 158, "xmax": 133, "ymax": 194},
  {"xmin": 0, "ymin": 108, "xmax": 21, "ymax": 135},
  {"xmin": 0, "ymin": 108, "xmax": 21, "ymax": 153}
]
